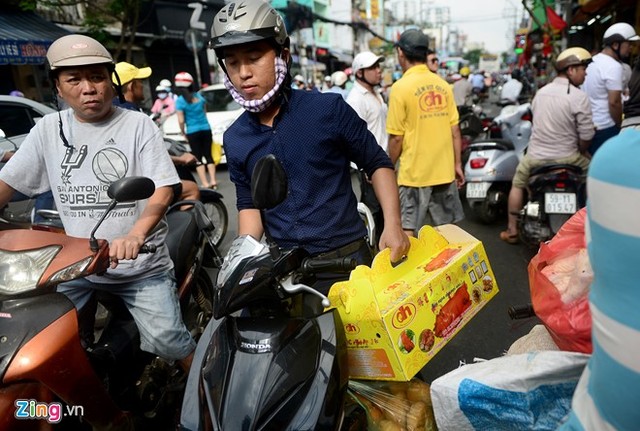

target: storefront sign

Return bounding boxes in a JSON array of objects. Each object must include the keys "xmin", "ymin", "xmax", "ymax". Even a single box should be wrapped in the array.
[{"xmin": 0, "ymin": 40, "xmax": 50, "ymax": 65}]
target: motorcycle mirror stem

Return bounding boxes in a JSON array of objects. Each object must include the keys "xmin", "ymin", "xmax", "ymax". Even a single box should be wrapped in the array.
[
  {"xmin": 89, "ymin": 199, "xmax": 118, "ymax": 252},
  {"xmin": 88, "ymin": 176, "xmax": 156, "ymax": 251}
]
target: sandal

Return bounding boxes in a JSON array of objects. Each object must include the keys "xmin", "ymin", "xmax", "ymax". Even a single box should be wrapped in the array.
[{"xmin": 500, "ymin": 230, "xmax": 519, "ymax": 244}]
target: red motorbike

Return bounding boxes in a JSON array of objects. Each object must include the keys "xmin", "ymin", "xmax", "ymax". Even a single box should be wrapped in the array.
[{"xmin": 0, "ymin": 176, "xmax": 217, "ymax": 430}]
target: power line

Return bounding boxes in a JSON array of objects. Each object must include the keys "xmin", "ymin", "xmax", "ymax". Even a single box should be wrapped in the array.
[{"xmin": 450, "ymin": 14, "xmax": 518, "ymax": 24}]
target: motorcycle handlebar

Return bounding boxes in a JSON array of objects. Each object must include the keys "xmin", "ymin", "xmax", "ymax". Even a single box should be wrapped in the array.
[
  {"xmin": 300, "ymin": 257, "xmax": 357, "ymax": 275},
  {"xmin": 139, "ymin": 243, "xmax": 157, "ymax": 254}
]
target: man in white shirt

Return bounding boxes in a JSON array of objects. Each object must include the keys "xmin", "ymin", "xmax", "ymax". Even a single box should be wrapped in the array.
[
  {"xmin": 326, "ymin": 70, "xmax": 350, "ymax": 99},
  {"xmin": 347, "ymin": 51, "xmax": 387, "ymax": 244},
  {"xmin": 582, "ymin": 22, "xmax": 639, "ymax": 154},
  {"xmin": 500, "ymin": 69, "xmax": 524, "ymax": 104}
]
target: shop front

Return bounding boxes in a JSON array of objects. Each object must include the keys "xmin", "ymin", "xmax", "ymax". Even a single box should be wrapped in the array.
[{"xmin": 0, "ymin": 10, "xmax": 70, "ymax": 103}]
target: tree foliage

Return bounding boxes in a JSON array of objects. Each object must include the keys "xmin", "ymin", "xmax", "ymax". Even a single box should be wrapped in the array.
[
  {"xmin": 463, "ymin": 48, "xmax": 484, "ymax": 68},
  {"xmin": 18, "ymin": 0, "xmax": 148, "ymax": 62}
]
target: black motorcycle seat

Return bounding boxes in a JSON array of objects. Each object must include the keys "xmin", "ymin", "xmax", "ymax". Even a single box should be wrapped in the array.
[
  {"xmin": 165, "ymin": 210, "xmax": 199, "ymax": 283},
  {"xmin": 468, "ymin": 138, "xmax": 514, "ymax": 151},
  {"xmin": 529, "ymin": 163, "xmax": 583, "ymax": 177}
]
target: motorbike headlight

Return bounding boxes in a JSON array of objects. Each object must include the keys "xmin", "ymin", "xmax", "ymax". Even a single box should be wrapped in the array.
[
  {"xmin": 0, "ymin": 246, "xmax": 61, "ymax": 295},
  {"xmin": 217, "ymin": 235, "xmax": 268, "ymax": 287}
]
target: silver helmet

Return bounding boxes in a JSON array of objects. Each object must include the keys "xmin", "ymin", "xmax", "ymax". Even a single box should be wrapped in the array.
[{"xmin": 210, "ymin": 0, "xmax": 288, "ymax": 55}]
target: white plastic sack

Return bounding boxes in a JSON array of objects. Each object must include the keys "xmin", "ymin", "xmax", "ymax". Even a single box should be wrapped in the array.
[{"xmin": 430, "ymin": 351, "xmax": 589, "ymax": 431}]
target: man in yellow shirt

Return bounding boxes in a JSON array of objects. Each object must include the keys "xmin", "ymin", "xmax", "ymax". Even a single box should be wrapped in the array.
[{"xmin": 387, "ymin": 29, "xmax": 465, "ymax": 236}]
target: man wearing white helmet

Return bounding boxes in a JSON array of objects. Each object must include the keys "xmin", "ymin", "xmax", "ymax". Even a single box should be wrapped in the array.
[
  {"xmin": 325, "ymin": 70, "xmax": 349, "ymax": 99},
  {"xmin": 159, "ymin": 77, "xmax": 177, "ymax": 100},
  {"xmin": 0, "ymin": 35, "xmax": 195, "ymax": 380},
  {"xmin": 292, "ymin": 74, "xmax": 306, "ymax": 90},
  {"xmin": 347, "ymin": 51, "xmax": 387, "ymax": 244},
  {"xmin": 151, "ymin": 83, "xmax": 176, "ymax": 118},
  {"xmin": 582, "ymin": 22, "xmax": 640, "ymax": 154}
]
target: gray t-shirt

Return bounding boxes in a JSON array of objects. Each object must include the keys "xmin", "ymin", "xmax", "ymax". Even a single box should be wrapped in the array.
[{"xmin": 0, "ymin": 107, "xmax": 180, "ymax": 283}]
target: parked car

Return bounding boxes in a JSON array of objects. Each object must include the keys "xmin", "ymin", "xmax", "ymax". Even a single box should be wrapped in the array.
[
  {"xmin": 0, "ymin": 95, "xmax": 56, "ymax": 226},
  {"xmin": 0, "ymin": 95, "xmax": 55, "ymax": 156},
  {"xmin": 161, "ymin": 83, "xmax": 243, "ymax": 165}
]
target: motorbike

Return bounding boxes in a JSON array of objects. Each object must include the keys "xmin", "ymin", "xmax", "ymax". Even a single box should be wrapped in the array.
[
  {"xmin": 518, "ymin": 163, "xmax": 585, "ymax": 247},
  {"xmin": 0, "ymin": 176, "xmax": 219, "ymax": 430},
  {"xmin": 458, "ymin": 104, "xmax": 487, "ymax": 166},
  {"xmin": 180, "ymin": 154, "xmax": 367, "ymax": 431},
  {"xmin": 464, "ymin": 103, "xmax": 532, "ymax": 223},
  {"xmin": 166, "ymin": 138, "xmax": 228, "ymax": 247}
]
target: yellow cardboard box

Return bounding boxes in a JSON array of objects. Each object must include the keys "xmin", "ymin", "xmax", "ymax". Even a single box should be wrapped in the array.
[{"xmin": 327, "ymin": 224, "xmax": 499, "ymax": 381}]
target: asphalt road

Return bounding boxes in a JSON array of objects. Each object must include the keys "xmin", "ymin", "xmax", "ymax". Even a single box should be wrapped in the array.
[{"xmin": 212, "ymin": 159, "xmax": 539, "ymax": 383}]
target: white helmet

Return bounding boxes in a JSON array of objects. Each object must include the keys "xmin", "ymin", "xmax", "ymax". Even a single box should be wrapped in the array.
[
  {"xmin": 331, "ymin": 71, "xmax": 348, "ymax": 87},
  {"xmin": 351, "ymin": 52, "xmax": 384, "ymax": 74},
  {"xmin": 603, "ymin": 22, "xmax": 640, "ymax": 45},
  {"xmin": 159, "ymin": 78, "xmax": 172, "ymax": 89}
]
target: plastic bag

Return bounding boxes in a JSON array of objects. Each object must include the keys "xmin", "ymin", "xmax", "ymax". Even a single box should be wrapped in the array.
[
  {"xmin": 211, "ymin": 142, "xmax": 222, "ymax": 165},
  {"xmin": 348, "ymin": 379, "xmax": 437, "ymax": 431},
  {"xmin": 529, "ymin": 208, "xmax": 592, "ymax": 353},
  {"xmin": 430, "ymin": 351, "xmax": 589, "ymax": 431}
]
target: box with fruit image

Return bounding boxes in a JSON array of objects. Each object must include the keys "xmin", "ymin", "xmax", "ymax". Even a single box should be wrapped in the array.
[{"xmin": 327, "ymin": 224, "xmax": 499, "ymax": 381}]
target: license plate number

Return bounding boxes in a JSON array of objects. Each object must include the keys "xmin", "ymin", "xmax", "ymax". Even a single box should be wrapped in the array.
[
  {"xmin": 545, "ymin": 193, "xmax": 576, "ymax": 214},
  {"xmin": 466, "ymin": 182, "xmax": 488, "ymax": 199}
]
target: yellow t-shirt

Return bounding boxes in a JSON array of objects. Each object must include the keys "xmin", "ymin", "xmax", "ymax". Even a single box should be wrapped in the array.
[{"xmin": 387, "ymin": 65, "xmax": 459, "ymax": 187}]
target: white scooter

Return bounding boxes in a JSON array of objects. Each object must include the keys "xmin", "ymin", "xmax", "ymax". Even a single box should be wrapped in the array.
[{"xmin": 464, "ymin": 103, "xmax": 532, "ymax": 223}]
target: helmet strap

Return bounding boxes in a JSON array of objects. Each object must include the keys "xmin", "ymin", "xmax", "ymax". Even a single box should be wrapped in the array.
[
  {"xmin": 112, "ymin": 70, "xmax": 126, "ymax": 104},
  {"xmin": 223, "ymin": 56, "xmax": 288, "ymax": 113},
  {"xmin": 356, "ymin": 70, "xmax": 376, "ymax": 88}
]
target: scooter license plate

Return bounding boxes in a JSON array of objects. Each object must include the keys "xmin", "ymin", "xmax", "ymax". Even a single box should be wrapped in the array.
[
  {"xmin": 545, "ymin": 193, "xmax": 576, "ymax": 214},
  {"xmin": 466, "ymin": 182, "xmax": 488, "ymax": 199}
]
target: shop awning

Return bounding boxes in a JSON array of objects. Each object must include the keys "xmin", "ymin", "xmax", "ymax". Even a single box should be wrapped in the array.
[{"xmin": 0, "ymin": 12, "xmax": 70, "ymax": 65}]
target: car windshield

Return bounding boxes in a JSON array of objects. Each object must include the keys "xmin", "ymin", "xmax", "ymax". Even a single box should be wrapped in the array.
[{"xmin": 201, "ymin": 88, "xmax": 241, "ymax": 112}]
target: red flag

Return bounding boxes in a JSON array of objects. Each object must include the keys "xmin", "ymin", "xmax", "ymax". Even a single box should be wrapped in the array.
[{"xmin": 546, "ymin": 6, "xmax": 567, "ymax": 32}]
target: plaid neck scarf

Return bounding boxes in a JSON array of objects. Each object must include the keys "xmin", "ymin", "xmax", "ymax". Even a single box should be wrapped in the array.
[{"xmin": 223, "ymin": 56, "xmax": 288, "ymax": 113}]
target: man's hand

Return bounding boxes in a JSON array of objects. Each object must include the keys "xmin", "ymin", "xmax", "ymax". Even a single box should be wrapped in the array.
[
  {"xmin": 379, "ymin": 223, "xmax": 411, "ymax": 263},
  {"xmin": 109, "ymin": 234, "xmax": 146, "ymax": 268},
  {"xmin": 455, "ymin": 163, "xmax": 465, "ymax": 188}
]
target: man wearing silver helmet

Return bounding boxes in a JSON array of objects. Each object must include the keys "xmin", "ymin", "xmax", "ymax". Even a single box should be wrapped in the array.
[{"xmin": 210, "ymin": 0, "xmax": 409, "ymax": 292}]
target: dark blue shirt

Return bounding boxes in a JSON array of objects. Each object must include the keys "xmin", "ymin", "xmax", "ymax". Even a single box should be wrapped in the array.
[
  {"xmin": 112, "ymin": 97, "xmax": 141, "ymax": 112},
  {"xmin": 224, "ymin": 89, "xmax": 394, "ymax": 255}
]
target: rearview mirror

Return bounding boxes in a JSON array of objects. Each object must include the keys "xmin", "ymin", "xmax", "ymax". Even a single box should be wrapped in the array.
[
  {"xmin": 89, "ymin": 176, "xmax": 156, "ymax": 251},
  {"xmin": 107, "ymin": 176, "xmax": 155, "ymax": 202},
  {"xmin": 251, "ymin": 154, "xmax": 288, "ymax": 210}
]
